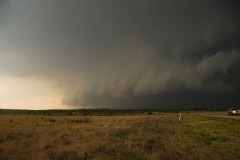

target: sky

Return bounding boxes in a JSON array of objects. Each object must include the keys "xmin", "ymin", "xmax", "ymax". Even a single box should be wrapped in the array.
[{"xmin": 0, "ymin": 0, "xmax": 240, "ymax": 109}]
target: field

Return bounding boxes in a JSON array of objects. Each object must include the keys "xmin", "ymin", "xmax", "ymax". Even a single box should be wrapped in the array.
[{"xmin": 0, "ymin": 112, "xmax": 240, "ymax": 160}]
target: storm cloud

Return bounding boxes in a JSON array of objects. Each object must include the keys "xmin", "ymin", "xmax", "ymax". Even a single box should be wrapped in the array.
[{"xmin": 1, "ymin": 0, "xmax": 240, "ymax": 108}]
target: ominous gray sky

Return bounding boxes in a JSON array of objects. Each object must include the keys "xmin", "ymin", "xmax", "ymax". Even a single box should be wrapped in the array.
[{"xmin": 1, "ymin": 0, "xmax": 240, "ymax": 109}]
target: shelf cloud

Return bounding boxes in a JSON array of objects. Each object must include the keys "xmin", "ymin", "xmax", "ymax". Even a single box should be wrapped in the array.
[{"xmin": 1, "ymin": 0, "xmax": 240, "ymax": 108}]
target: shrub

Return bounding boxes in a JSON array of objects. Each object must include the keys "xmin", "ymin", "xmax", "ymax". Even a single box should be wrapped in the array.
[
  {"xmin": 147, "ymin": 112, "xmax": 153, "ymax": 115},
  {"xmin": 63, "ymin": 139, "xmax": 71, "ymax": 146},
  {"xmin": 26, "ymin": 133, "xmax": 33, "ymax": 138},
  {"xmin": 48, "ymin": 118, "xmax": 56, "ymax": 123},
  {"xmin": 0, "ymin": 136, "xmax": 5, "ymax": 143}
]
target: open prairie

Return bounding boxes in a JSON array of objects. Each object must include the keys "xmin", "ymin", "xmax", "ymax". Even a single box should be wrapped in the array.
[{"xmin": 0, "ymin": 113, "xmax": 240, "ymax": 160}]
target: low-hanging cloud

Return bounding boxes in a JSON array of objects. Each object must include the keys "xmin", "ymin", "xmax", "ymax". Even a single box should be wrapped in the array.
[
  {"xmin": 0, "ymin": 0, "xmax": 240, "ymax": 108},
  {"xmin": 61, "ymin": 49, "xmax": 240, "ymax": 108}
]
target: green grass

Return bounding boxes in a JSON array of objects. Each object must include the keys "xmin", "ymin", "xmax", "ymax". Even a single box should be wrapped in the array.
[{"xmin": 182, "ymin": 114, "xmax": 240, "ymax": 160}]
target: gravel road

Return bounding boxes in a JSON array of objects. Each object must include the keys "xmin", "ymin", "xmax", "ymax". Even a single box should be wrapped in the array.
[{"xmin": 196, "ymin": 113, "xmax": 240, "ymax": 119}]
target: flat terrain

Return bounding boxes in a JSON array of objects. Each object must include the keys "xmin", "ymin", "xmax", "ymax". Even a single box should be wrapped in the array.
[
  {"xmin": 0, "ymin": 113, "xmax": 240, "ymax": 160},
  {"xmin": 196, "ymin": 112, "xmax": 240, "ymax": 119}
]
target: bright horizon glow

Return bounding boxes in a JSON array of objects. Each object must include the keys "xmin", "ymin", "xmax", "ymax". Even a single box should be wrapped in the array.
[{"xmin": 0, "ymin": 75, "xmax": 67, "ymax": 110}]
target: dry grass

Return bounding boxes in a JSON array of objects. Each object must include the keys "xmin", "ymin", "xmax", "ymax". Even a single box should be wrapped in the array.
[{"xmin": 0, "ymin": 113, "xmax": 240, "ymax": 160}]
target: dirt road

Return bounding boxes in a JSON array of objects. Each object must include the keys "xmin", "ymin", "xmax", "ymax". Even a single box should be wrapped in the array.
[
  {"xmin": 195, "ymin": 112, "xmax": 240, "ymax": 119},
  {"xmin": 201, "ymin": 113, "xmax": 240, "ymax": 119},
  {"xmin": 204, "ymin": 114, "xmax": 240, "ymax": 119}
]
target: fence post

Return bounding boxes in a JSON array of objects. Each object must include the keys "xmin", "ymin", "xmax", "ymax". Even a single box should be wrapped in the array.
[{"xmin": 179, "ymin": 112, "xmax": 181, "ymax": 121}]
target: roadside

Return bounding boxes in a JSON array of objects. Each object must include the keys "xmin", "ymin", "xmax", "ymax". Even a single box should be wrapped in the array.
[{"xmin": 189, "ymin": 112, "xmax": 240, "ymax": 119}]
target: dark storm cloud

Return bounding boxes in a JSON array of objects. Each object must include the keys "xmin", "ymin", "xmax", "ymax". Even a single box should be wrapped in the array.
[
  {"xmin": 0, "ymin": 0, "xmax": 9, "ymax": 26},
  {"xmin": 0, "ymin": 0, "xmax": 240, "ymax": 108}
]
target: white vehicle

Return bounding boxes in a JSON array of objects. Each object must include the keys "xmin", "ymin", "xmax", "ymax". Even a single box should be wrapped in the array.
[{"xmin": 228, "ymin": 108, "xmax": 240, "ymax": 116}]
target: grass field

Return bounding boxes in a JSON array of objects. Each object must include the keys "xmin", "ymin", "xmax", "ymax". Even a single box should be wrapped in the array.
[{"xmin": 0, "ymin": 113, "xmax": 240, "ymax": 160}]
